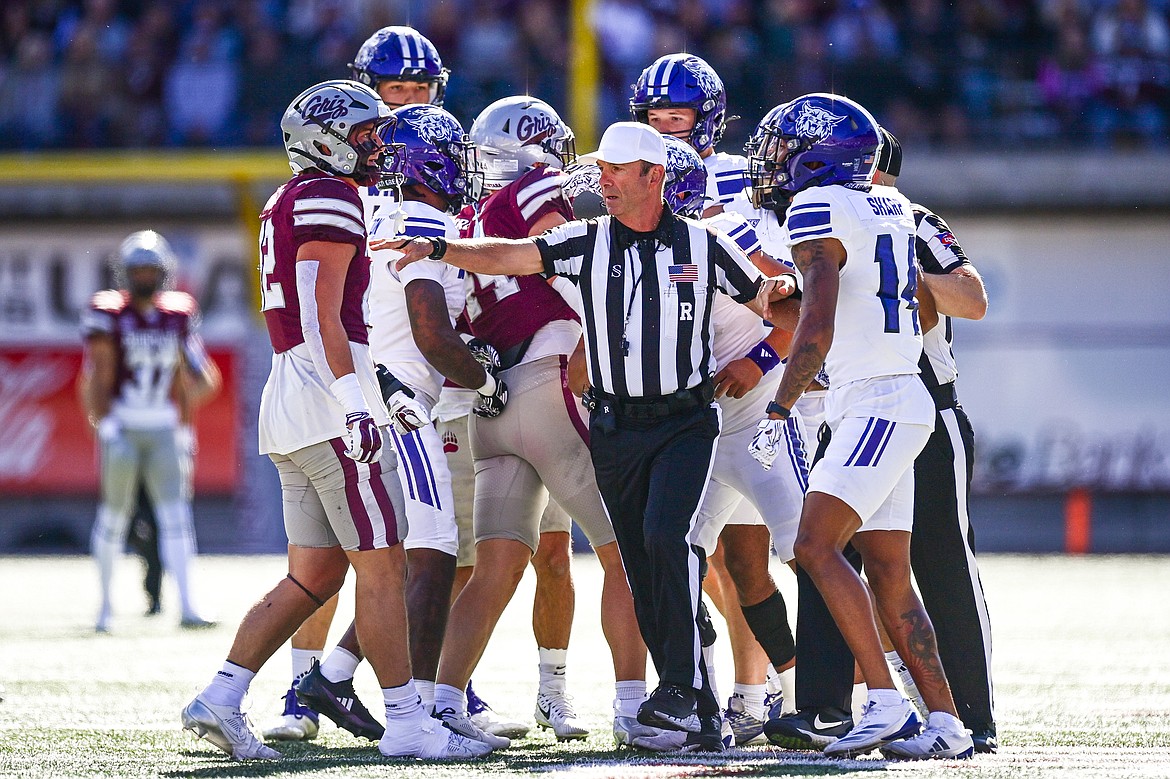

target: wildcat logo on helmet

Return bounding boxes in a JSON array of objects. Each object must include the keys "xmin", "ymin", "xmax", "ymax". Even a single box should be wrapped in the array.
[
  {"xmin": 682, "ymin": 58, "xmax": 721, "ymax": 100},
  {"xmin": 407, "ymin": 111, "xmax": 456, "ymax": 143},
  {"xmin": 793, "ymin": 103, "xmax": 846, "ymax": 141},
  {"xmin": 301, "ymin": 94, "xmax": 349, "ymax": 125}
]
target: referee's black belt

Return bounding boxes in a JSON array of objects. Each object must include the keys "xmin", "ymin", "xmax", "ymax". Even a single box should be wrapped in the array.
[
  {"xmin": 928, "ymin": 381, "xmax": 959, "ymax": 411},
  {"xmin": 593, "ymin": 378, "xmax": 715, "ymax": 420}
]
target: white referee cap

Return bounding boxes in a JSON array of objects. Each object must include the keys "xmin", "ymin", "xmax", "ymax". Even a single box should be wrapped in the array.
[{"xmin": 581, "ymin": 122, "xmax": 667, "ymax": 167}]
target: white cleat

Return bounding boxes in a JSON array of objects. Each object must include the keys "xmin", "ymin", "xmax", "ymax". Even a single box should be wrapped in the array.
[
  {"xmin": 535, "ymin": 690, "xmax": 589, "ymax": 741},
  {"xmin": 823, "ymin": 697, "xmax": 921, "ymax": 758},
  {"xmin": 380, "ymin": 716, "xmax": 494, "ymax": 760},
  {"xmin": 469, "ymin": 709, "xmax": 530, "ymax": 739},
  {"xmin": 615, "ymin": 715, "xmax": 686, "ymax": 751},
  {"xmin": 182, "ymin": 695, "xmax": 281, "ymax": 760},
  {"xmin": 433, "ymin": 707, "xmax": 510, "ymax": 750},
  {"xmin": 880, "ymin": 711, "xmax": 974, "ymax": 760},
  {"xmin": 261, "ymin": 688, "xmax": 319, "ymax": 741}
]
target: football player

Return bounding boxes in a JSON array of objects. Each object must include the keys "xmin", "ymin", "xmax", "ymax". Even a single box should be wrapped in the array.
[
  {"xmin": 630, "ymin": 53, "xmax": 748, "ymax": 217},
  {"xmin": 420, "ymin": 95, "xmax": 655, "ymax": 747},
  {"xmin": 181, "ymin": 80, "xmax": 489, "ymax": 762},
  {"xmin": 80, "ymin": 230, "xmax": 220, "ymax": 634},
  {"xmin": 748, "ymin": 93, "xmax": 973, "ymax": 760}
]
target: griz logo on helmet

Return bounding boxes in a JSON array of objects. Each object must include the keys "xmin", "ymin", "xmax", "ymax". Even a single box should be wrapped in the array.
[
  {"xmin": 515, "ymin": 113, "xmax": 558, "ymax": 144},
  {"xmin": 793, "ymin": 103, "xmax": 846, "ymax": 141},
  {"xmin": 301, "ymin": 95, "xmax": 349, "ymax": 125}
]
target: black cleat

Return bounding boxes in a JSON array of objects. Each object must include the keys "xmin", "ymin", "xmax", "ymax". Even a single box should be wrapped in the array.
[
  {"xmin": 637, "ymin": 684, "xmax": 700, "ymax": 733},
  {"xmin": 764, "ymin": 706, "xmax": 853, "ymax": 751},
  {"xmin": 680, "ymin": 713, "xmax": 727, "ymax": 753},
  {"xmin": 295, "ymin": 659, "xmax": 384, "ymax": 741},
  {"xmin": 971, "ymin": 725, "xmax": 998, "ymax": 754}
]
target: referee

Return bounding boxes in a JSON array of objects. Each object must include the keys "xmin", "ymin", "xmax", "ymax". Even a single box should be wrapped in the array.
[{"xmin": 390, "ymin": 122, "xmax": 793, "ymax": 752}]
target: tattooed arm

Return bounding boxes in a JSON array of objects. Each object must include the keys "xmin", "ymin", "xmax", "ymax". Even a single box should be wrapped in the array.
[{"xmin": 766, "ymin": 237, "xmax": 844, "ymax": 418}]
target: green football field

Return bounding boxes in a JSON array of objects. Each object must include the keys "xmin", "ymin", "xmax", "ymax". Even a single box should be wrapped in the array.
[{"xmin": 1, "ymin": 552, "xmax": 1167, "ymax": 778}]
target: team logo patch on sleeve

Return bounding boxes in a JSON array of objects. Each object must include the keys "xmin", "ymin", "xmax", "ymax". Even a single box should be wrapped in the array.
[
  {"xmin": 937, "ymin": 231, "xmax": 957, "ymax": 247},
  {"xmin": 668, "ymin": 264, "xmax": 699, "ymax": 283}
]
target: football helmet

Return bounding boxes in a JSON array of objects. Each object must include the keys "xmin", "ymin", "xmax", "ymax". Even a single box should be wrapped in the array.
[
  {"xmin": 118, "ymin": 230, "xmax": 176, "ymax": 293},
  {"xmin": 350, "ymin": 26, "xmax": 449, "ymax": 106},
  {"xmin": 469, "ymin": 96, "xmax": 576, "ymax": 192},
  {"xmin": 630, "ymin": 53, "xmax": 727, "ymax": 153},
  {"xmin": 662, "ymin": 136, "xmax": 707, "ymax": 218},
  {"xmin": 747, "ymin": 93, "xmax": 881, "ymax": 209},
  {"xmin": 281, "ymin": 80, "xmax": 390, "ymax": 186},
  {"xmin": 377, "ymin": 104, "xmax": 482, "ymax": 210}
]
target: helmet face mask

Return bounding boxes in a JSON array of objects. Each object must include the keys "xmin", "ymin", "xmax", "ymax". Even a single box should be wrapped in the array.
[
  {"xmin": 630, "ymin": 54, "xmax": 727, "ymax": 153},
  {"xmin": 376, "ymin": 105, "xmax": 483, "ymax": 211},
  {"xmin": 747, "ymin": 93, "xmax": 881, "ymax": 208},
  {"xmin": 350, "ymin": 26, "xmax": 450, "ymax": 106},
  {"xmin": 281, "ymin": 80, "xmax": 391, "ymax": 185},
  {"xmin": 469, "ymin": 96, "xmax": 576, "ymax": 192}
]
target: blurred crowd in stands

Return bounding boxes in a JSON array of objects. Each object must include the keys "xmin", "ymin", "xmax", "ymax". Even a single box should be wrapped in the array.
[{"xmin": 1, "ymin": 0, "xmax": 1167, "ymax": 152}]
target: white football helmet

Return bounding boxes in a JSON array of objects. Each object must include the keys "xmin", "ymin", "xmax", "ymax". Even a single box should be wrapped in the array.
[
  {"xmin": 117, "ymin": 230, "xmax": 177, "ymax": 292},
  {"xmin": 469, "ymin": 96, "xmax": 576, "ymax": 192},
  {"xmin": 280, "ymin": 80, "xmax": 391, "ymax": 185}
]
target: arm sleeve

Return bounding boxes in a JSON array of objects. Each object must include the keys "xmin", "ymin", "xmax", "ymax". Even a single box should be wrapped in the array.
[
  {"xmin": 912, "ymin": 204, "xmax": 970, "ymax": 274},
  {"xmin": 180, "ymin": 305, "xmax": 212, "ymax": 374},
  {"xmin": 533, "ymin": 219, "xmax": 595, "ymax": 282}
]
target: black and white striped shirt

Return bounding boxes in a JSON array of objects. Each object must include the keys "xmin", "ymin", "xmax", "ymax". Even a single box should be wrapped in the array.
[
  {"xmin": 535, "ymin": 206, "xmax": 762, "ymax": 398},
  {"xmin": 913, "ymin": 203, "xmax": 970, "ymax": 391}
]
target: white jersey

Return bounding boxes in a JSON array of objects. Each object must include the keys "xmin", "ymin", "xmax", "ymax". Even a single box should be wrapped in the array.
[
  {"xmin": 360, "ymin": 183, "xmax": 401, "ymax": 230},
  {"xmin": 703, "ymin": 151, "xmax": 749, "ymax": 208},
  {"xmin": 366, "ymin": 199, "xmax": 464, "ymax": 414},
  {"xmin": 702, "ymin": 211, "xmax": 769, "ymax": 372},
  {"xmin": 724, "ymin": 192, "xmax": 790, "ymax": 263},
  {"xmin": 785, "ymin": 183, "xmax": 923, "ymax": 389}
]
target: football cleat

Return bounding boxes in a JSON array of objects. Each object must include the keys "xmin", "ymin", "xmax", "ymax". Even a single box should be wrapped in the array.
[
  {"xmin": 724, "ymin": 694, "xmax": 766, "ymax": 745},
  {"xmin": 379, "ymin": 715, "xmax": 493, "ymax": 760},
  {"xmin": 765, "ymin": 689, "xmax": 786, "ymax": 720},
  {"xmin": 466, "ymin": 682, "xmax": 529, "ymax": 739},
  {"xmin": 880, "ymin": 711, "xmax": 974, "ymax": 760},
  {"xmin": 764, "ymin": 706, "xmax": 853, "ymax": 750},
  {"xmin": 971, "ymin": 725, "xmax": 998, "ymax": 754},
  {"xmin": 535, "ymin": 690, "xmax": 589, "ymax": 741},
  {"xmin": 637, "ymin": 684, "xmax": 700, "ymax": 733},
  {"xmin": 433, "ymin": 706, "xmax": 511, "ymax": 750},
  {"xmin": 182, "ymin": 695, "xmax": 281, "ymax": 760},
  {"xmin": 823, "ymin": 698, "xmax": 921, "ymax": 758},
  {"xmin": 294, "ymin": 660, "xmax": 384, "ymax": 741},
  {"xmin": 262, "ymin": 686, "xmax": 319, "ymax": 741},
  {"xmin": 678, "ymin": 713, "xmax": 727, "ymax": 753},
  {"xmin": 180, "ymin": 615, "xmax": 218, "ymax": 630}
]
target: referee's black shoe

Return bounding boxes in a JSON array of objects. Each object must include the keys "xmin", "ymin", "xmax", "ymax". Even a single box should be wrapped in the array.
[
  {"xmin": 763, "ymin": 706, "xmax": 853, "ymax": 750},
  {"xmin": 970, "ymin": 725, "xmax": 998, "ymax": 754},
  {"xmin": 295, "ymin": 659, "xmax": 385, "ymax": 741},
  {"xmin": 680, "ymin": 713, "xmax": 727, "ymax": 753},
  {"xmin": 637, "ymin": 684, "xmax": 700, "ymax": 733}
]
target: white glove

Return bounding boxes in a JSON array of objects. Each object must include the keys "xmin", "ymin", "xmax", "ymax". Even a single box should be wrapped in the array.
[
  {"xmin": 343, "ymin": 411, "xmax": 383, "ymax": 463},
  {"xmin": 175, "ymin": 424, "xmax": 197, "ymax": 456},
  {"xmin": 748, "ymin": 418, "xmax": 786, "ymax": 470},
  {"xmin": 96, "ymin": 416, "xmax": 121, "ymax": 444},
  {"xmin": 387, "ymin": 391, "xmax": 429, "ymax": 435}
]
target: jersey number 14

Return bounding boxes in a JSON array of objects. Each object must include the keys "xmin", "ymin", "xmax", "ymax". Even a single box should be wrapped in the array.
[{"xmin": 874, "ymin": 233, "xmax": 919, "ymax": 335}]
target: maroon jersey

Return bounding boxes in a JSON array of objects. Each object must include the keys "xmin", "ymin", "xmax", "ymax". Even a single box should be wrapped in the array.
[
  {"xmin": 457, "ymin": 167, "xmax": 578, "ymax": 355},
  {"xmin": 258, "ymin": 171, "xmax": 370, "ymax": 354},
  {"xmin": 81, "ymin": 289, "xmax": 203, "ymax": 424}
]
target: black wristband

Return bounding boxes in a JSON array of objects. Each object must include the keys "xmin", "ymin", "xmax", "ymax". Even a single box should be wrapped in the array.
[
  {"xmin": 766, "ymin": 401, "xmax": 791, "ymax": 419},
  {"xmin": 427, "ymin": 236, "xmax": 448, "ymax": 260}
]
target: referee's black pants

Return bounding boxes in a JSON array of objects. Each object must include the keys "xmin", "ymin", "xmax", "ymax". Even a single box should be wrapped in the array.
[
  {"xmin": 590, "ymin": 403, "xmax": 721, "ymax": 717},
  {"xmin": 911, "ymin": 404, "xmax": 995, "ymax": 733}
]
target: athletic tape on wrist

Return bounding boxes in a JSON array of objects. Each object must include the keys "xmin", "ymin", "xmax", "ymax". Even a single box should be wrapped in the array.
[{"xmin": 329, "ymin": 373, "xmax": 370, "ymax": 417}]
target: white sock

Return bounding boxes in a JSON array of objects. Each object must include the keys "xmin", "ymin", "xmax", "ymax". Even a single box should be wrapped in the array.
[
  {"xmin": 320, "ymin": 647, "xmax": 360, "ymax": 683},
  {"xmin": 868, "ymin": 687, "xmax": 903, "ymax": 707},
  {"xmin": 291, "ymin": 648, "xmax": 321, "ymax": 684},
  {"xmin": 156, "ymin": 501, "xmax": 198, "ymax": 617},
  {"xmin": 732, "ymin": 683, "xmax": 766, "ymax": 720},
  {"xmin": 765, "ymin": 665, "xmax": 782, "ymax": 695},
  {"xmin": 702, "ymin": 642, "xmax": 719, "ymax": 703},
  {"xmin": 383, "ymin": 680, "xmax": 424, "ymax": 722},
  {"xmin": 433, "ymin": 683, "xmax": 466, "ymax": 717},
  {"xmin": 778, "ymin": 667, "xmax": 796, "ymax": 716},
  {"xmin": 537, "ymin": 647, "xmax": 568, "ymax": 693},
  {"xmin": 614, "ymin": 680, "xmax": 646, "ymax": 716},
  {"xmin": 91, "ymin": 505, "xmax": 127, "ymax": 622},
  {"xmin": 203, "ymin": 661, "xmax": 254, "ymax": 707},
  {"xmin": 851, "ymin": 682, "xmax": 869, "ymax": 723},
  {"xmin": 415, "ymin": 679, "xmax": 436, "ymax": 709}
]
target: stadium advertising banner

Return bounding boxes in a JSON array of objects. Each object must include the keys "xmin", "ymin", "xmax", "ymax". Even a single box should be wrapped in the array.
[{"xmin": 0, "ymin": 225, "xmax": 252, "ymax": 496}]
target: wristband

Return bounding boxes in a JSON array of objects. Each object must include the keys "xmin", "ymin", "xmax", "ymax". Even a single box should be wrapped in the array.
[
  {"xmin": 766, "ymin": 401, "xmax": 791, "ymax": 419},
  {"xmin": 476, "ymin": 372, "xmax": 497, "ymax": 396},
  {"xmin": 745, "ymin": 339, "xmax": 782, "ymax": 375},
  {"xmin": 329, "ymin": 373, "xmax": 371, "ymax": 416},
  {"xmin": 427, "ymin": 236, "xmax": 448, "ymax": 260}
]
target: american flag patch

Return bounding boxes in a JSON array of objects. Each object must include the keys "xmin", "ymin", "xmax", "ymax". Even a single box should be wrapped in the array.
[{"xmin": 668, "ymin": 264, "xmax": 698, "ymax": 283}]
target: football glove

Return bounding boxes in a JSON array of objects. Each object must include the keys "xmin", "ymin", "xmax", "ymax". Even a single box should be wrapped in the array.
[
  {"xmin": 343, "ymin": 411, "xmax": 382, "ymax": 463},
  {"xmin": 96, "ymin": 416, "xmax": 121, "ymax": 444},
  {"xmin": 375, "ymin": 363, "xmax": 428, "ymax": 435},
  {"xmin": 748, "ymin": 418, "xmax": 786, "ymax": 471},
  {"xmin": 473, "ymin": 373, "xmax": 509, "ymax": 419},
  {"xmin": 462, "ymin": 335, "xmax": 502, "ymax": 375}
]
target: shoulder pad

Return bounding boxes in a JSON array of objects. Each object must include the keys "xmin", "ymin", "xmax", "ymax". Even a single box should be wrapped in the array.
[
  {"xmin": 155, "ymin": 290, "xmax": 198, "ymax": 315},
  {"xmin": 90, "ymin": 289, "xmax": 128, "ymax": 313}
]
